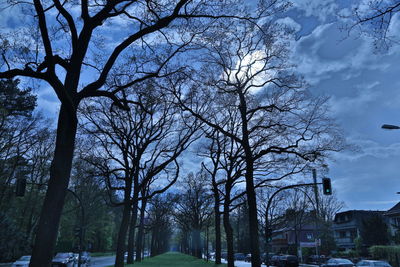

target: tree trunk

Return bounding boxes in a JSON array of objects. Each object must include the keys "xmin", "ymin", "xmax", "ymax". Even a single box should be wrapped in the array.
[
  {"xmin": 193, "ymin": 228, "xmax": 202, "ymax": 259},
  {"xmin": 223, "ymin": 201, "xmax": 234, "ymax": 267},
  {"xmin": 29, "ymin": 104, "xmax": 77, "ymax": 267},
  {"xmin": 214, "ymin": 190, "xmax": 222, "ymax": 264},
  {"xmin": 135, "ymin": 199, "xmax": 147, "ymax": 262},
  {"xmin": 245, "ymin": 161, "xmax": 261, "ymax": 267},
  {"xmin": 151, "ymin": 227, "xmax": 156, "ymax": 256},
  {"xmin": 115, "ymin": 201, "xmax": 132, "ymax": 267},
  {"xmin": 238, "ymin": 88, "xmax": 261, "ymax": 267},
  {"xmin": 127, "ymin": 198, "xmax": 139, "ymax": 264}
]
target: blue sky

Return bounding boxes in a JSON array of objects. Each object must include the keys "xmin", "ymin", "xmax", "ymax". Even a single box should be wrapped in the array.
[
  {"xmin": 2, "ymin": 0, "xmax": 400, "ymax": 211},
  {"xmin": 286, "ymin": 0, "xmax": 400, "ymax": 211}
]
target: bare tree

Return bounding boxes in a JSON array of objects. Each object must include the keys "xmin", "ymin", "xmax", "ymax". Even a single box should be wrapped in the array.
[
  {"xmin": 169, "ymin": 19, "xmax": 344, "ymax": 266},
  {"xmin": 148, "ymin": 193, "xmax": 176, "ymax": 257},
  {"xmin": 174, "ymin": 170, "xmax": 213, "ymax": 259},
  {"xmin": 347, "ymin": 0, "xmax": 400, "ymax": 50},
  {"xmin": 201, "ymin": 131, "xmax": 223, "ymax": 265},
  {"xmin": 82, "ymin": 87, "xmax": 199, "ymax": 267}
]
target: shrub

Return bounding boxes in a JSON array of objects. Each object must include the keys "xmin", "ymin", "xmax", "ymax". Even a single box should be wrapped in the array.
[{"xmin": 369, "ymin": 246, "xmax": 400, "ymax": 267}]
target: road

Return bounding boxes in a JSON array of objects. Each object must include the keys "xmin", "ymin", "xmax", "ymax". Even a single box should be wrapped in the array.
[
  {"xmin": 90, "ymin": 256, "xmax": 116, "ymax": 267},
  {"xmin": 220, "ymin": 259, "xmax": 271, "ymax": 267},
  {"xmin": 220, "ymin": 259, "xmax": 317, "ymax": 267}
]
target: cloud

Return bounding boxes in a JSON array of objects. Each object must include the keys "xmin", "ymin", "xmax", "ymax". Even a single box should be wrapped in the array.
[
  {"xmin": 327, "ymin": 81, "xmax": 380, "ymax": 117},
  {"xmin": 276, "ymin": 17, "xmax": 302, "ymax": 33},
  {"xmin": 291, "ymin": 0, "xmax": 339, "ymax": 22},
  {"xmin": 35, "ymin": 85, "xmax": 60, "ymax": 117},
  {"xmin": 291, "ymin": 22, "xmax": 390, "ymax": 85}
]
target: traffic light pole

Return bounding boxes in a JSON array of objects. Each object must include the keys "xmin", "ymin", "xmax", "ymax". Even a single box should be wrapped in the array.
[
  {"xmin": 312, "ymin": 169, "xmax": 320, "ymax": 267},
  {"xmin": 264, "ymin": 182, "xmax": 322, "ymax": 267}
]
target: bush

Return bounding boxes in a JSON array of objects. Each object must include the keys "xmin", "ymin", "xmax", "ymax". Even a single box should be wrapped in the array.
[
  {"xmin": 0, "ymin": 212, "xmax": 29, "ymax": 262},
  {"xmin": 334, "ymin": 249, "xmax": 358, "ymax": 258},
  {"xmin": 369, "ymin": 246, "xmax": 400, "ymax": 267}
]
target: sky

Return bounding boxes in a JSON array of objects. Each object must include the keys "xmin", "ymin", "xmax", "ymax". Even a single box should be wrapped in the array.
[
  {"xmin": 285, "ymin": 0, "xmax": 400, "ymax": 211},
  {"xmin": 1, "ymin": 0, "xmax": 400, "ymax": 212}
]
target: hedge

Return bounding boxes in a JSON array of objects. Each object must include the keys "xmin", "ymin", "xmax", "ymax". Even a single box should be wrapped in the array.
[{"xmin": 369, "ymin": 246, "xmax": 400, "ymax": 267}]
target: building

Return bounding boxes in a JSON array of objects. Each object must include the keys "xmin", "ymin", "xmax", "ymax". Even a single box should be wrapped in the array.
[
  {"xmin": 270, "ymin": 223, "xmax": 318, "ymax": 253},
  {"xmin": 384, "ymin": 202, "xmax": 400, "ymax": 237},
  {"xmin": 332, "ymin": 210, "xmax": 385, "ymax": 250}
]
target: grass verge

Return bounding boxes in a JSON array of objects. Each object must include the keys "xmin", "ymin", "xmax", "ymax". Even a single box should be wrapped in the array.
[
  {"xmin": 91, "ymin": 252, "xmax": 116, "ymax": 257},
  {"xmin": 109, "ymin": 252, "xmax": 226, "ymax": 267}
]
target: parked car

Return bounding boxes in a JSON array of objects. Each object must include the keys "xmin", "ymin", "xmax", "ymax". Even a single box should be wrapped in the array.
[
  {"xmin": 307, "ymin": 255, "xmax": 328, "ymax": 264},
  {"xmin": 270, "ymin": 255, "xmax": 282, "ymax": 266},
  {"xmin": 80, "ymin": 251, "xmax": 91, "ymax": 265},
  {"xmin": 221, "ymin": 252, "xmax": 227, "ymax": 260},
  {"xmin": 245, "ymin": 254, "xmax": 252, "ymax": 262},
  {"xmin": 234, "ymin": 253, "xmax": 246, "ymax": 261},
  {"xmin": 51, "ymin": 252, "xmax": 76, "ymax": 267},
  {"xmin": 356, "ymin": 260, "xmax": 392, "ymax": 267},
  {"xmin": 277, "ymin": 255, "xmax": 299, "ymax": 267},
  {"xmin": 262, "ymin": 253, "xmax": 276, "ymax": 264},
  {"xmin": 12, "ymin": 255, "xmax": 31, "ymax": 267},
  {"xmin": 323, "ymin": 258, "xmax": 355, "ymax": 267}
]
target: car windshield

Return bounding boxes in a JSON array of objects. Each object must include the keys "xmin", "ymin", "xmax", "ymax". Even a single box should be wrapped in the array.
[
  {"xmin": 337, "ymin": 259, "xmax": 353, "ymax": 264},
  {"xmin": 55, "ymin": 253, "xmax": 70, "ymax": 258},
  {"xmin": 374, "ymin": 262, "xmax": 390, "ymax": 267},
  {"xmin": 19, "ymin": 256, "xmax": 31, "ymax": 261}
]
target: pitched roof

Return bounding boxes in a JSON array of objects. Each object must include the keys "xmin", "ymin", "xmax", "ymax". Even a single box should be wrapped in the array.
[{"xmin": 384, "ymin": 202, "xmax": 400, "ymax": 216}]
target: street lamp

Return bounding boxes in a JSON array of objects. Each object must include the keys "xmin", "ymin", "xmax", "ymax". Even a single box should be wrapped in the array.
[{"xmin": 381, "ymin": 124, "xmax": 400, "ymax": 130}]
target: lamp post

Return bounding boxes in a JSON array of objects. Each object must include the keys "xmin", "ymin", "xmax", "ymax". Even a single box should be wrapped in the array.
[
  {"xmin": 264, "ymin": 179, "xmax": 323, "ymax": 266},
  {"xmin": 382, "ymin": 124, "xmax": 400, "ymax": 130}
]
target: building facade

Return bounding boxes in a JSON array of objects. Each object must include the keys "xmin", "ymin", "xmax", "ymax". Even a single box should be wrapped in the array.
[{"xmin": 332, "ymin": 210, "xmax": 384, "ymax": 250}]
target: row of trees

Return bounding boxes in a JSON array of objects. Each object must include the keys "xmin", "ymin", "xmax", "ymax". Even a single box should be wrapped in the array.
[
  {"xmin": 2, "ymin": 0, "xmax": 396, "ymax": 266},
  {"xmin": 172, "ymin": 166, "xmax": 345, "ymax": 265}
]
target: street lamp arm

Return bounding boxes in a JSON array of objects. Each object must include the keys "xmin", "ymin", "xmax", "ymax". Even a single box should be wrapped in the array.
[{"xmin": 381, "ymin": 124, "xmax": 400, "ymax": 129}]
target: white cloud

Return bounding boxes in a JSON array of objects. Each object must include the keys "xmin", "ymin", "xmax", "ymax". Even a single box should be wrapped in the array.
[
  {"xmin": 328, "ymin": 81, "xmax": 380, "ymax": 117},
  {"xmin": 291, "ymin": 22, "xmax": 390, "ymax": 85},
  {"xmin": 276, "ymin": 17, "xmax": 302, "ymax": 33},
  {"xmin": 36, "ymin": 85, "xmax": 60, "ymax": 117}
]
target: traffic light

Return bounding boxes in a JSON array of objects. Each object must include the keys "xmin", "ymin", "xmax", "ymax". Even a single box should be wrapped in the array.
[
  {"xmin": 322, "ymin": 178, "xmax": 332, "ymax": 195},
  {"xmin": 16, "ymin": 178, "xmax": 26, "ymax": 197}
]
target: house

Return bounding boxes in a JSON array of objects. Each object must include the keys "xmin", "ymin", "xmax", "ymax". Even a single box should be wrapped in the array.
[
  {"xmin": 269, "ymin": 210, "xmax": 320, "ymax": 254},
  {"xmin": 332, "ymin": 210, "xmax": 384, "ymax": 250},
  {"xmin": 270, "ymin": 223, "xmax": 319, "ymax": 253},
  {"xmin": 384, "ymin": 202, "xmax": 400, "ymax": 237}
]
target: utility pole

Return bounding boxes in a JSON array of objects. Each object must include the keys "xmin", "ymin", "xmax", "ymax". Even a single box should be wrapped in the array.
[{"xmin": 312, "ymin": 169, "xmax": 320, "ymax": 266}]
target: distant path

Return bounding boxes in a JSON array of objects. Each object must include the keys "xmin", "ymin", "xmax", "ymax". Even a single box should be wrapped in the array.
[{"xmin": 90, "ymin": 256, "xmax": 116, "ymax": 267}]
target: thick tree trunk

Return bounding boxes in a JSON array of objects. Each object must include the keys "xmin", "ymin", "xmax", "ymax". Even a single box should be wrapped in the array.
[
  {"xmin": 135, "ymin": 199, "xmax": 147, "ymax": 262},
  {"xmin": 223, "ymin": 201, "xmax": 234, "ymax": 267},
  {"xmin": 29, "ymin": 104, "xmax": 77, "ymax": 267},
  {"xmin": 245, "ymin": 162, "xmax": 261, "ymax": 267},
  {"xmin": 214, "ymin": 190, "xmax": 222, "ymax": 264},
  {"xmin": 238, "ymin": 89, "xmax": 261, "ymax": 267},
  {"xmin": 127, "ymin": 198, "xmax": 139, "ymax": 264},
  {"xmin": 115, "ymin": 201, "xmax": 132, "ymax": 267}
]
